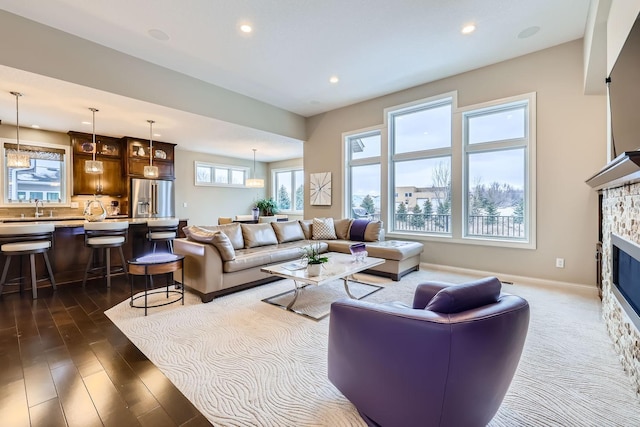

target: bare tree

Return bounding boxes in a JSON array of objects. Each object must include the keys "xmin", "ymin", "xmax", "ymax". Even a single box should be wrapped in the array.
[{"xmin": 432, "ymin": 161, "xmax": 451, "ymax": 213}]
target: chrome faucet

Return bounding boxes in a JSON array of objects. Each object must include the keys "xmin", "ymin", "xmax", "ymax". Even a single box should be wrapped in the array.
[{"xmin": 35, "ymin": 199, "xmax": 44, "ymax": 218}]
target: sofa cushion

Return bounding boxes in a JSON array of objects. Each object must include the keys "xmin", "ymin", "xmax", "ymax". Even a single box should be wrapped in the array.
[
  {"xmin": 211, "ymin": 232, "xmax": 236, "ymax": 261},
  {"xmin": 334, "ymin": 218, "xmax": 352, "ymax": 240},
  {"xmin": 425, "ymin": 276, "xmax": 502, "ymax": 314},
  {"xmin": 241, "ymin": 223, "xmax": 279, "ymax": 248},
  {"xmin": 313, "ymin": 218, "xmax": 337, "ymax": 240},
  {"xmin": 299, "ymin": 219, "xmax": 313, "ymax": 240},
  {"xmin": 183, "ymin": 225, "xmax": 218, "ymax": 244},
  {"xmin": 271, "ymin": 221, "xmax": 305, "ymax": 243}
]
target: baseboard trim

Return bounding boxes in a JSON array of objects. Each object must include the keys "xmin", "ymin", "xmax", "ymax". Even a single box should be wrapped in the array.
[{"xmin": 419, "ymin": 262, "xmax": 597, "ymax": 295}]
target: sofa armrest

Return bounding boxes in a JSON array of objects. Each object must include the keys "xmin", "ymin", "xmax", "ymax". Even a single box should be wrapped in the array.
[
  {"xmin": 412, "ymin": 281, "xmax": 453, "ymax": 309},
  {"xmin": 173, "ymin": 238, "xmax": 224, "ymax": 299}
]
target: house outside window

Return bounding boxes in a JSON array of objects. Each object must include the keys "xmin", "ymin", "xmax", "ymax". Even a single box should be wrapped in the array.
[
  {"xmin": 2, "ymin": 141, "xmax": 70, "ymax": 205},
  {"xmin": 273, "ymin": 168, "xmax": 304, "ymax": 213},
  {"xmin": 388, "ymin": 95, "xmax": 453, "ymax": 234}
]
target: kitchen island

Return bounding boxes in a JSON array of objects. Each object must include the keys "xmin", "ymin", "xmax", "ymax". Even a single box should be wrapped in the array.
[{"xmin": 0, "ymin": 217, "xmax": 187, "ymax": 289}]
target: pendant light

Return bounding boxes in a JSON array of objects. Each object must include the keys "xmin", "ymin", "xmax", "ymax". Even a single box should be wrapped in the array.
[
  {"xmin": 246, "ymin": 148, "xmax": 264, "ymax": 188},
  {"xmin": 6, "ymin": 91, "xmax": 31, "ymax": 168},
  {"xmin": 84, "ymin": 108, "xmax": 103, "ymax": 174},
  {"xmin": 143, "ymin": 120, "xmax": 159, "ymax": 178}
]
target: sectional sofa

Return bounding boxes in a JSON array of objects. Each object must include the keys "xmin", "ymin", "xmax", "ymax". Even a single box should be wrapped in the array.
[{"xmin": 174, "ymin": 218, "xmax": 423, "ymax": 302}]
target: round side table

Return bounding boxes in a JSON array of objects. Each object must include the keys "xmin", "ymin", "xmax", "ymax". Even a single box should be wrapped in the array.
[{"xmin": 128, "ymin": 253, "xmax": 185, "ymax": 316}]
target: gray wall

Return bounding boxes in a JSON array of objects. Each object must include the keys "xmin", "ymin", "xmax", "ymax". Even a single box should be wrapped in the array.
[{"xmin": 305, "ymin": 40, "xmax": 606, "ymax": 286}]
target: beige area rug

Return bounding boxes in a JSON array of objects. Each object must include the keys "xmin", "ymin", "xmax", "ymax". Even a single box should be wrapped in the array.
[{"xmin": 105, "ymin": 270, "xmax": 640, "ymax": 426}]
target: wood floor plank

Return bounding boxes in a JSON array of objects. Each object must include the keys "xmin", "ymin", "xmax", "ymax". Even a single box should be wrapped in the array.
[
  {"xmin": 138, "ymin": 406, "xmax": 178, "ymax": 427},
  {"xmin": 29, "ymin": 397, "xmax": 67, "ymax": 427},
  {"xmin": 83, "ymin": 370, "xmax": 141, "ymax": 427},
  {"xmin": 23, "ymin": 361, "xmax": 57, "ymax": 408},
  {"xmin": 51, "ymin": 364, "xmax": 103, "ymax": 427},
  {"xmin": 0, "ymin": 379, "xmax": 30, "ymax": 427}
]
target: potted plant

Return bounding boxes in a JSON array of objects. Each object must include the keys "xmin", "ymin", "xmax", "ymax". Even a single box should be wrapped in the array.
[
  {"xmin": 301, "ymin": 241, "xmax": 328, "ymax": 276},
  {"xmin": 255, "ymin": 198, "xmax": 279, "ymax": 216}
]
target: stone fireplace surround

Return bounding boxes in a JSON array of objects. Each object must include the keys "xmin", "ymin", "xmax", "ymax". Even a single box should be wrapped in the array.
[{"xmin": 601, "ymin": 184, "xmax": 640, "ymax": 395}]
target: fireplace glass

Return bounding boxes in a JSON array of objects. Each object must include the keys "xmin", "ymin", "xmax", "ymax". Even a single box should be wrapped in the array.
[{"xmin": 612, "ymin": 234, "xmax": 640, "ymax": 328}]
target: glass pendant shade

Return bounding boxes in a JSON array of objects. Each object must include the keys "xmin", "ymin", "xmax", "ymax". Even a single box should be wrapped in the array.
[
  {"xmin": 85, "ymin": 160, "xmax": 104, "ymax": 174},
  {"xmin": 144, "ymin": 119, "xmax": 159, "ymax": 178},
  {"xmin": 84, "ymin": 107, "xmax": 103, "ymax": 174},
  {"xmin": 6, "ymin": 152, "xmax": 31, "ymax": 168},
  {"xmin": 246, "ymin": 148, "xmax": 264, "ymax": 188},
  {"xmin": 7, "ymin": 91, "xmax": 31, "ymax": 168},
  {"xmin": 246, "ymin": 178, "xmax": 265, "ymax": 188},
  {"xmin": 144, "ymin": 165, "xmax": 159, "ymax": 178}
]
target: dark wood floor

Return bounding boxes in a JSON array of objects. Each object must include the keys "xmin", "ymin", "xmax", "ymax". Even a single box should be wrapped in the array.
[{"xmin": 0, "ymin": 275, "xmax": 212, "ymax": 427}]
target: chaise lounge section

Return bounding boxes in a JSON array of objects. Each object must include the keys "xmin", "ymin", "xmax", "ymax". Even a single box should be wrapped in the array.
[{"xmin": 174, "ymin": 218, "xmax": 423, "ymax": 302}]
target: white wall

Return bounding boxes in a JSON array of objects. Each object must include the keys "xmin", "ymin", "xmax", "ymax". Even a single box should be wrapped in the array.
[
  {"xmin": 174, "ymin": 149, "xmax": 268, "ymax": 226},
  {"xmin": 305, "ymin": 40, "xmax": 606, "ymax": 286}
]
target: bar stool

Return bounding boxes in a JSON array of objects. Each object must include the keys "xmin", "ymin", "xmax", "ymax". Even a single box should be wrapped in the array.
[
  {"xmin": 83, "ymin": 221, "xmax": 129, "ymax": 288},
  {"xmin": 0, "ymin": 223, "xmax": 56, "ymax": 299},
  {"xmin": 146, "ymin": 218, "xmax": 179, "ymax": 253}
]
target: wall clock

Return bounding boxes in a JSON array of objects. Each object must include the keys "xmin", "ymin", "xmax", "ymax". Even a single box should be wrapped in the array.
[{"xmin": 310, "ymin": 172, "xmax": 332, "ymax": 206}]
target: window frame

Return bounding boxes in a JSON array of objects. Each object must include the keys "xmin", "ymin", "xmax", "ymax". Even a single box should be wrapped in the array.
[
  {"xmin": 271, "ymin": 166, "xmax": 304, "ymax": 214},
  {"xmin": 194, "ymin": 161, "xmax": 250, "ymax": 187},
  {"xmin": 343, "ymin": 126, "xmax": 383, "ymax": 221},
  {"xmin": 1, "ymin": 139, "xmax": 71, "ymax": 207},
  {"xmin": 386, "ymin": 93, "xmax": 455, "ymax": 236},
  {"xmin": 459, "ymin": 93, "xmax": 536, "ymax": 249}
]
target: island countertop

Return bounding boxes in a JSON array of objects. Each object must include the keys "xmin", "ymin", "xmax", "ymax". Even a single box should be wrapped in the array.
[{"xmin": 0, "ymin": 216, "xmax": 188, "ymax": 227}]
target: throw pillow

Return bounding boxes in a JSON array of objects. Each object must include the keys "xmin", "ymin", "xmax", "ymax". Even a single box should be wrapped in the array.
[
  {"xmin": 363, "ymin": 220, "xmax": 383, "ymax": 242},
  {"xmin": 425, "ymin": 277, "xmax": 502, "ymax": 314},
  {"xmin": 211, "ymin": 232, "xmax": 236, "ymax": 261},
  {"xmin": 333, "ymin": 218, "xmax": 352, "ymax": 240},
  {"xmin": 299, "ymin": 220, "xmax": 313, "ymax": 240},
  {"xmin": 212, "ymin": 223, "xmax": 245, "ymax": 250},
  {"xmin": 312, "ymin": 218, "xmax": 337, "ymax": 240},
  {"xmin": 271, "ymin": 221, "xmax": 305, "ymax": 243},
  {"xmin": 241, "ymin": 223, "xmax": 279, "ymax": 248},
  {"xmin": 183, "ymin": 225, "xmax": 218, "ymax": 244}
]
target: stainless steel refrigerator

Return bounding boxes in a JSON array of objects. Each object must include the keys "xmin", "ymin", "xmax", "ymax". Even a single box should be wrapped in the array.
[{"xmin": 130, "ymin": 178, "xmax": 175, "ymax": 218}]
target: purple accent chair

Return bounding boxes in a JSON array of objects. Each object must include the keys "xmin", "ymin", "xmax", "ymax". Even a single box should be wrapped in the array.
[{"xmin": 328, "ymin": 276, "xmax": 530, "ymax": 427}]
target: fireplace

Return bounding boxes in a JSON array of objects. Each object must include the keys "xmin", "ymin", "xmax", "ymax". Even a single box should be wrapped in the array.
[{"xmin": 612, "ymin": 234, "xmax": 640, "ymax": 332}]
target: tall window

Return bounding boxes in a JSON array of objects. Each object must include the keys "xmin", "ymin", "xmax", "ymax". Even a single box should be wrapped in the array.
[
  {"xmin": 3, "ymin": 141, "xmax": 69, "ymax": 205},
  {"xmin": 273, "ymin": 168, "xmax": 304, "ymax": 212},
  {"xmin": 462, "ymin": 95, "xmax": 534, "ymax": 243},
  {"xmin": 195, "ymin": 161, "xmax": 248, "ymax": 186},
  {"xmin": 345, "ymin": 129, "xmax": 381, "ymax": 220},
  {"xmin": 389, "ymin": 96, "xmax": 453, "ymax": 234}
]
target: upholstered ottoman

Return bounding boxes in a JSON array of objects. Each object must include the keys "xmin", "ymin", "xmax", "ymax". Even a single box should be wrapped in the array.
[{"xmin": 326, "ymin": 240, "xmax": 423, "ymax": 281}]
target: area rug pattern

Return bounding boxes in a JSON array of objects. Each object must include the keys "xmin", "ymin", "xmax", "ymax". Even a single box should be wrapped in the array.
[{"xmin": 105, "ymin": 270, "xmax": 640, "ymax": 426}]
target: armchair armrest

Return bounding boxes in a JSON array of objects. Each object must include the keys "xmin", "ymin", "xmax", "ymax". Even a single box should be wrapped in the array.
[{"xmin": 412, "ymin": 281, "xmax": 453, "ymax": 309}]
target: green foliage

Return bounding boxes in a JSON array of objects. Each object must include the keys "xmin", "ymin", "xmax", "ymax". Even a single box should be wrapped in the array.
[
  {"xmin": 301, "ymin": 242, "xmax": 328, "ymax": 264},
  {"xmin": 396, "ymin": 202, "xmax": 407, "ymax": 222},
  {"xmin": 411, "ymin": 204, "xmax": 424, "ymax": 228},
  {"xmin": 360, "ymin": 194, "xmax": 376, "ymax": 214},
  {"xmin": 423, "ymin": 199, "xmax": 433, "ymax": 217},
  {"xmin": 255, "ymin": 198, "xmax": 279, "ymax": 216},
  {"xmin": 513, "ymin": 199, "xmax": 524, "ymax": 224}
]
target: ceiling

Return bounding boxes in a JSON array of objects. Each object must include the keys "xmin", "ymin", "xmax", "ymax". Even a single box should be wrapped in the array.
[{"xmin": 0, "ymin": 0, "xmax": 591, "ymax": 161}]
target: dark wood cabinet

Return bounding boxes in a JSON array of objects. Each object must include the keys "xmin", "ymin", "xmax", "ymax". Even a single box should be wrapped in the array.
[
  {"xmin": 70, "ymin": 132, "xmax": 125, "ymax": 196},
  {"xmin": 122, "ymin": 137, "xmax": 175, "ymax": 179}
]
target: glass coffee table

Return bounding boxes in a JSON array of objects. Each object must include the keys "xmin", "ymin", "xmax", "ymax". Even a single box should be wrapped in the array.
[{"xmin": 260, "ymin": 252, "xmax": 385, "ymax": 320}]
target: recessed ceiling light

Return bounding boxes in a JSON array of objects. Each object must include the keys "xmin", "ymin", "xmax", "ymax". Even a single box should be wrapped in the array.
[
  {"xmin": 81, "ymin": 121, "xmax": 91, "ymax": 125},
  {"xmin": 154, "ymin": 133, "xmax": 161, "ymax": 137},
  {"xmin": 518, "ymin": 26, "xmax": 540, "ymax": 39},
  {"xmin": 329, "ymin": 76, "xmax": 339, "ymax": 84},
  {"xmin": 31, "ymin": 124, "xmax": 39, "ymax": 129},
  {"xmin": 240, "ymin": 24, "xmax": 252, "ymax": 33},
  {"xmin": 148, "ymin": 28, "xmax": 170, "ymax": 41},
  {"xmin": 461, "ymin": 24, "xmax": 476, "ymax": 35}
]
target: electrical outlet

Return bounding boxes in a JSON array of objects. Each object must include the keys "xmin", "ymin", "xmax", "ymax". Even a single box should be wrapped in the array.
[
  {"xmin": 555, "ymin": 258, "xmax": 565, "ymax": 268},
  {"xmin": 70, "ymin": 202, "xmax": 79, "ymax": 208},
  {"xmin": 183, "ymin": 202, "xmax": 188, "ymax": 208}
]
